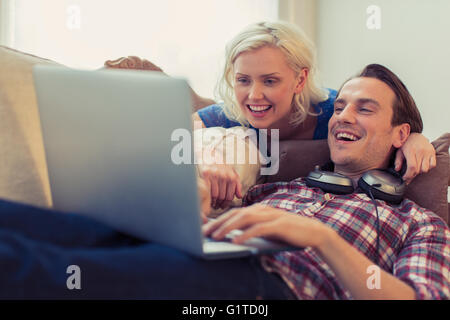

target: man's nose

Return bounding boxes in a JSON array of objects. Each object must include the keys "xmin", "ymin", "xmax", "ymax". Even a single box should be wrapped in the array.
[
  {"xmin": 336, "ymin": 105, "xmax": 356, "ymax": 124},
  {"xmin": 248, "ymin": 83, "xmax": 264, "ymax": 100}
]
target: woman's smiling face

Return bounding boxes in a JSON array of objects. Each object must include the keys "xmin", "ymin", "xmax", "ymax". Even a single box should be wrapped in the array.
[{"xmin": 233, "ymin": 46, "xmax": 305, "ymax": 129}]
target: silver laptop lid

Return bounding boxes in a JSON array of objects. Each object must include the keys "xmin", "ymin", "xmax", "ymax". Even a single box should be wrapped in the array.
[{"xmin": 33, "ymin": 65, "xmax": 204, "ymax": 256}]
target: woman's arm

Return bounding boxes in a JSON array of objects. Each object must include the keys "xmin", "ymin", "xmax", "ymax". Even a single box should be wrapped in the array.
[
  {"xmin": 104, "ymin": 56, "xmax": 216, "ymax": 111},
  {"xmin": 394, "ymin": 132, "xmax": 436, "ymax": 184}
]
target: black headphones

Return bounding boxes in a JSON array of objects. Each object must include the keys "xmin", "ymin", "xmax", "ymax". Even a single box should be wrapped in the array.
[
  {"xmin": 305, "ymin": 163, "xmax": 406, "ymax": 204},
  {"xmin": 305, "ymin": 162, "xmax": 406, "ymax": 265}
]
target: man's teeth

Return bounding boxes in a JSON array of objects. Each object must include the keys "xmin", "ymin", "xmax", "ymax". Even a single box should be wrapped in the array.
[
  {"xmin": 336, "ymin": 132, "xmax": 359, "ymax": 141},
  {"xmin": 248, "ymin": 105, "xmax": 271, "ymax": 112}
]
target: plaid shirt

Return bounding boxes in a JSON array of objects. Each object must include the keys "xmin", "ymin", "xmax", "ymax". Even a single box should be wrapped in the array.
[{"xmin": 243, "ymin": 178, "xmax": 450, "ymax": 300}]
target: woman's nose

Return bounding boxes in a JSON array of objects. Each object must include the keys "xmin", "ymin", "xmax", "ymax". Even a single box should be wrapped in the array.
[{"xmin": 248, "ymin": 83, "xmax": 264, "ymax": 100}]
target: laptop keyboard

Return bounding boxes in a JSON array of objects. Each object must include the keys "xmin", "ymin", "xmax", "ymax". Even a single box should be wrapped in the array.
[
  {"xmin": 204, "ymin": 229, "xmax": 243, "ymax": 243},
  {"xmin": 203, "ymin": 229, "xmax": 256, "ymax": 254}
]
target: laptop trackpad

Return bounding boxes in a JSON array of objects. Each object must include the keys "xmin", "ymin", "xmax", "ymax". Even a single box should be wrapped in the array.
[{"xmin": 203, "ymin": 241, "xmax": 257, "ymax": 254}]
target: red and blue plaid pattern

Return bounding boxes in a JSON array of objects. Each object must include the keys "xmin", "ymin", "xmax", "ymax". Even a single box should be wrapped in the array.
[{"xmin": 243, "ymin": 178, "xmax": 450, "ymax": 300}]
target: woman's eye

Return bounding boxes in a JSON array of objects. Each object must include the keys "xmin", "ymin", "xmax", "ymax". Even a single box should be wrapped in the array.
[
  {"xmin": 264, "ymin": 78, "xmax": 277, "ymax": 85},
  {"xmin": 237, "ymin": 78, "xmax": 249, "ymax": 84}
]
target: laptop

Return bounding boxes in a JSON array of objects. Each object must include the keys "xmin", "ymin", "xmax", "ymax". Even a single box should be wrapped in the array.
[{"xmin": 33, "ymin": 65, "xmax": 297, "ymax": 259}]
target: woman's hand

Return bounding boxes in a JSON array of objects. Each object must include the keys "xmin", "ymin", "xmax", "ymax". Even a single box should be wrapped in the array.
[
  {"xmin": 105, "ymin": 57, "xmax": 214, "ymax": 110},
  {"xmin": 395, "ymin": 133, "xmax": 436, "ymax": 184},
  {"xmin": 104, "ymin": 56, "xmax": 165, "ymax": 73},
  {"xmin": 198, "ymin": 163, "xmax": 243, "ymax": 210},
  {"xmin": 202, "ymin": 204, "xmax": 331, "ymax": 249}
]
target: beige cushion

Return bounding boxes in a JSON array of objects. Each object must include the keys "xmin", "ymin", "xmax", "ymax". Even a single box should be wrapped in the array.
[
  {"xmin": 263, "ymin": 135, "xmax": 450, "ymax": 225},
  {"xmin": 194, "ymin": 127, "xmax": 261, "ymax": 216},
  {"xmin": 0, "ymin": 46, "xmax": 59, "ymax": 208}
]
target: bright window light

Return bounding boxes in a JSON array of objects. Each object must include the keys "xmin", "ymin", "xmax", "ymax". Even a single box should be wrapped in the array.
[{"xmin": 8, "ymin": 0, "xmax": 279, "ymax": 98}]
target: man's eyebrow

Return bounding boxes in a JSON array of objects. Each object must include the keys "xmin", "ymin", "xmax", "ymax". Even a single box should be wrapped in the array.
[
  {"xmin": 334, "ymin": 97, "xmax": 380, "ymax": 107},
  {"xmin": 357, "ymin": 98, "xmax": 380, "ymax": 107}
]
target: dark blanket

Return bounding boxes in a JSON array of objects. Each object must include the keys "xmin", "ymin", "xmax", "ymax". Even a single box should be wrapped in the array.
[{"xmin": 0, "ymin": 199, "xmax": 284, "ymax": 299}]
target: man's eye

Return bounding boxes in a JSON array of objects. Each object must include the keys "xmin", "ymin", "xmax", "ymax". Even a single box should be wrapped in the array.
[
  {"xmin": 360, "ymin": 108, "xmax": 372, "ymax": 113},
  {"xmin": 334, "ymin": 106, "xmax": 344, "ymax": 113}
]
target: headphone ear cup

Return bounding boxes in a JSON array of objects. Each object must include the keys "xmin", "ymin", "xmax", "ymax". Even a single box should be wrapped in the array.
[
  {"xmin": 305, "ymin": 178, "xmax": 354, "ymax": 194},
  {"xmin": 305, "ymin": 167, "xmax": 354, "ymax": 195},
  {"xmin": 358, "ymin": 170, "xmax": 405, "ymax": 204}
]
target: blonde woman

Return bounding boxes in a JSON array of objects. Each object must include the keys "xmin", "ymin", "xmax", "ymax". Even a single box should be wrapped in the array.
[{"xmin": 106, "ymin": 21, "xmax": 436, "ymax": 210}]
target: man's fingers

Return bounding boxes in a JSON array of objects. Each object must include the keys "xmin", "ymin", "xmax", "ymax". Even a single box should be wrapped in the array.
[
  {"xmin": 203, "ymin": 208, "xmax": 248, "ymax": 239},
  {"xmin": 210, "ymin": 214, "xmax": 246, "ymax": 239},
  {"xmin": 209, "ymin": 208, "xmax": 276, "ymax": 240},
  {"xmin": 202, "ymin": 209, "xmax": 240, "ymax": 236},
  {"xmin": 232, "ymin": 220, "xmax": 279, "ymax": 244}
]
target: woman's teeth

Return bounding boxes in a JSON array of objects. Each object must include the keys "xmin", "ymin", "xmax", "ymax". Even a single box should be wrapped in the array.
[{"xmin": 247, "ymin": 105, "xmax": 272, "ymax": 112}]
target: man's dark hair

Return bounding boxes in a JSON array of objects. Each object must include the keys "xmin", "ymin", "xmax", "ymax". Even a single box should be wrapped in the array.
[{"xmin": 356, "ymin": 64, "xmax": 423, "ymax": 133}]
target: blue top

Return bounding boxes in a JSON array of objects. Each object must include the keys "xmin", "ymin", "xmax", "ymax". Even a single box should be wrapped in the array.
[{"xmin": 197, "ymin": 88, "xmax": 337, "ymax": 140}]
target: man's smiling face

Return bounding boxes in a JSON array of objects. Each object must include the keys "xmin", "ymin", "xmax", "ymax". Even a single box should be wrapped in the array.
[{"xmin": 328, "ymin": 77, "xmax": 406, "ymax": 173}]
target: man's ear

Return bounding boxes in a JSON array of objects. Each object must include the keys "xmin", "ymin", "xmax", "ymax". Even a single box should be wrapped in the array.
[
  {"xmin": 392, "ymin": 123, "xmax": 411, "ymax": 148},
  {"xmin": 294, "ymin": 68, "xmax": 309, "ymax": 94}
]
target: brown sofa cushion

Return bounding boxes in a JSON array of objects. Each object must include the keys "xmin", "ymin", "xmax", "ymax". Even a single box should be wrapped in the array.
[
  {"xmin": 0, "ymin": 46, "xmax": 59, "ymax": 208},
  {"xmin": 264, "ymin": 135, "xmax": 450, "ymax": 225},
  {"xmin": 405, "ymin": 133, "xmax": 450, "ymax": 225}
]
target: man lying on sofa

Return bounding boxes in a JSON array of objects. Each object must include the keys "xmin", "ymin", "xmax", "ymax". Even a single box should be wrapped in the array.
[{"xmin": 0, "ymin": 64, "xmax": 448, "ymax": 299}]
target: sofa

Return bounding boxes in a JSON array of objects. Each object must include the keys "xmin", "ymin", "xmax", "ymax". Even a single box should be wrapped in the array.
[{"xmin": 1, "ymin": 45, "xmax": 449, "ymax": 226}]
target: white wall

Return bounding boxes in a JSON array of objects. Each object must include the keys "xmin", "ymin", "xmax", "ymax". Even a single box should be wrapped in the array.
[
  {"xmin": 0, "ymin": 0, "xmax": 15, "ymax": 45},
  {"xmin": 279, "ymin": 0, "xmax": 317, "ymax": 41},
  {"xmin": 315, "ymin": 0, "xmax": 450, "ymax": 141},
  {"xmin": 3, "ymin": 0, "xmax": 278, "ymax": 99}
]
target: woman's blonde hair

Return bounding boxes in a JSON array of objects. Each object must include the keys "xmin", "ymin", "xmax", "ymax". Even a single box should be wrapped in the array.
[{"xmin": 215, "ymin": 21, "xmax": 328, "ymax": 127}]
